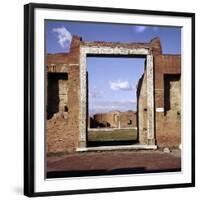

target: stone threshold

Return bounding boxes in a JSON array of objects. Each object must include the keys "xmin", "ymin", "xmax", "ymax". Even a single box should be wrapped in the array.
[{"xmin": 76, "ymin": 144, "xmax": 157, "ymax": 152}]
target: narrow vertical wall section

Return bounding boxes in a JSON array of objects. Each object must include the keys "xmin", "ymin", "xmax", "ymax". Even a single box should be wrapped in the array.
[
  {"xmin": 46, "ymin": 36, "xmax": 81, "ymax": 153},
  {"xmin": 154, "ymin": 55, "xmax": 181, "ymax": 147}
]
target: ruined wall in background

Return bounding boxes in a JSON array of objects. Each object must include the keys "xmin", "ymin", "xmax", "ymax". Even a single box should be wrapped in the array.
[
  {"xmin": 92, "ymin": 111, "xmax": 137, "ymax": 128},
  {"xmin": 120, "ymin": 111, "xmax": 137, "ymax": 128},
  {"xmin": 93, "ymin": 111, "xmax": 120, "ymax": 128}
]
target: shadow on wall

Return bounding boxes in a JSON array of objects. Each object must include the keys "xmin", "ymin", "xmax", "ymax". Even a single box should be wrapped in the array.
[
  {"xmin": 47, "ymin": 73, "xmax": 68, "ymax": 119},
  {"xmin": 164, "ymin": 74, "xmax": 181, "ymax": 113}
]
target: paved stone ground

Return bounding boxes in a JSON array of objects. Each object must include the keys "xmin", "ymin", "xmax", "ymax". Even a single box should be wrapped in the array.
[{"xmin": 47, "ymin": 150, "xmax": 181, "ymax": 178}]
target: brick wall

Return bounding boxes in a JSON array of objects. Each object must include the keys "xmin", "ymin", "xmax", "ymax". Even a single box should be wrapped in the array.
[
  {"xmin": 154, "ymin": 55, "xmax": 181, "ymax": 147},
  {"xmin": 136, "ymin": 54, "xmax": 181, "ymax": 147},
  {"xmin": 92, "ymin": 111, "xmax": 137, "ymax": 128},
  {"xmin": 120, "ymin": 111, "xmax": 137, "ymax": 128},
  {"xmin": 46, "ymin": 36, "xmax": 81, "ymax": 153},
  {"xmin": 46, "ymin": 36, "xmax": 181, "ymax": 153}
]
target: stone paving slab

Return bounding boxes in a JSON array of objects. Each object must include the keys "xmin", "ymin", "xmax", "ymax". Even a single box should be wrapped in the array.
[{"xmin": 47, "ymin": 150, "xmax": 181, "ymax": 178}]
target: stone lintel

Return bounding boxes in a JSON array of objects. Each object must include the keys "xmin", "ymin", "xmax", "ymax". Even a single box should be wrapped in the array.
[{"xmin": 81, "ymin": 46, "xmax": 150, "ymax": 55}]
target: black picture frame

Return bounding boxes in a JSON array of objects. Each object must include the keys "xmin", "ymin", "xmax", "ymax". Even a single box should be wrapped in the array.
[{"xmin": 24, "ymin": 3, "xmax": 195, "ymax": 197}]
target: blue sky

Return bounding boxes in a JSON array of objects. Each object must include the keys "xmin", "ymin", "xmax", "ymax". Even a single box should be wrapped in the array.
[{"xmin": 46, "ymin": 20, "xmax": 181, "ymax": 116}]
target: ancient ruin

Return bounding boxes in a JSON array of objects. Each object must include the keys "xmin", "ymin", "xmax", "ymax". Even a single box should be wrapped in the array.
[
  {"xmin": 46, "ymin": 36, "xmax": 181, "ymax": 153},
  {"xmin": 89, "ymin": 110, "xmax": 137, "ymax": 128}
]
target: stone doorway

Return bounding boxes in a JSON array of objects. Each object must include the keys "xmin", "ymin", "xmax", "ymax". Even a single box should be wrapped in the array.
[{"xmin": 78, "ymin": 45, "xmax": 156, "ymax": 150}]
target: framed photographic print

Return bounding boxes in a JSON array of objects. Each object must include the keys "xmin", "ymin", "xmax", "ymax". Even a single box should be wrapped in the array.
[{"xmin": 24, "ymin": 3, "xmax": 195, "ymax": 197}]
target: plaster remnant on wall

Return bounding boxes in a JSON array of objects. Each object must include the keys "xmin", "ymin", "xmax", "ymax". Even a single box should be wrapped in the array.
[
  {"xmin": 81, "ymin": 46, "xmax": 150, "ymax": 55},
  {"xmin": 156, "ymin": 108, "xmax": 164, "ymax": 112}
]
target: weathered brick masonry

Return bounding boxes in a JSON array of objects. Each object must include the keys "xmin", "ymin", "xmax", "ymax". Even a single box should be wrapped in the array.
[
  {"xmin": 137, "ymin": 43, "xmax": 181, "ymax": 147},
  {"xmin": 46, "ymin": 36, "xmax": 81, "ymax": 153},
  {"xmin": 46, "ymin": 36, "xmax": 181, "ymax": 153},
  {"xmin": 154, "ymin": 55, "xmax": 181, "ymax": 147},
  {"xmin": 91, "ymin": 111, "xmax": 137, "ymax": 128}
]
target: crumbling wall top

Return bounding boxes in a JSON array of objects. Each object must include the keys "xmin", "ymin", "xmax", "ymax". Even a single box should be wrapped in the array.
[
  {"xmin": 46, "ymin": 36, "xmax": 163, "ymax": 71},
  {"xmin": 81, "ymin": 37, "xmax": 162, "ymax": 55}
]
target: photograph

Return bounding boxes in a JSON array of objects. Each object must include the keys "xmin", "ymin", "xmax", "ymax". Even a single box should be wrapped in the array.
[
  {"xmin": 24, "ymin": 3, "xmax": 194, "ymax": 196},
  {"xmin": 46, "ymin": 20, "xmax": 182, "ymax": 178}
]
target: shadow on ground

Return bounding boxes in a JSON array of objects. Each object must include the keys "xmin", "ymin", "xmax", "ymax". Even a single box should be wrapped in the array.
[
  {"xmin": 47, "ymin": 167, "xmax": 181, "ymax": 179},
  {"xmin": 87, "ymin": 140, "xmax": 138, "ymax": 147}
]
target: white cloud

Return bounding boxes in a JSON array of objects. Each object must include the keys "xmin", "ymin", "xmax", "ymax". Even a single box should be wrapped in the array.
[
  {"xmin": 89, "ymin": 99, "xmax": 137, "ymax": 115},
  {"xmin": 134, "ymin": 26, "xmax": 147, "ymax": 33},
  {"xmin": 112, "ymin": 99, "xmax": 136, "ymax": 104},
  {"xmin": 109, "ymin": 80, "xmax": 133, "ymax": 91},
  {"xmin": 53, "ymin": 27, "xmax": 72, "ymax": 49},
  {"xmin": 133, "ymin": 26, "xmax": 159, "ymax": 33}
]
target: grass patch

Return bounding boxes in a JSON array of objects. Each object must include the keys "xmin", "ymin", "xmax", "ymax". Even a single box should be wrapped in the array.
[{"xmin": 88, "ymin": 128, "xmax": 137, "ymax": 142}]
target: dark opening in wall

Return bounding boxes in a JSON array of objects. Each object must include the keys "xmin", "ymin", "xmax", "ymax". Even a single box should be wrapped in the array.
[
  {"xmin": 64, "ymin": 106, "xmax": 68, "ymax": 112},
  {"xmin": 164, "ymin": 74, "xmax": 181, "ymax": 114},
  {"xmin": 128, "ymin": 119, "xmax": 132, "ymax": 125},
  {"xmin": 47, "ymin": 73, "xmax": 68, "ymax": 119}
]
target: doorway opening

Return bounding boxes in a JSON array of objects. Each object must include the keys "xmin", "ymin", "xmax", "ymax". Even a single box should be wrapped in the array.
[
  {"xmin": 86, "ymin": 56, "xmax": 145, "ymax": 147},
  {"xmin": 78, "ymin": 45, "xmax": 156, "ymax": 151}
]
